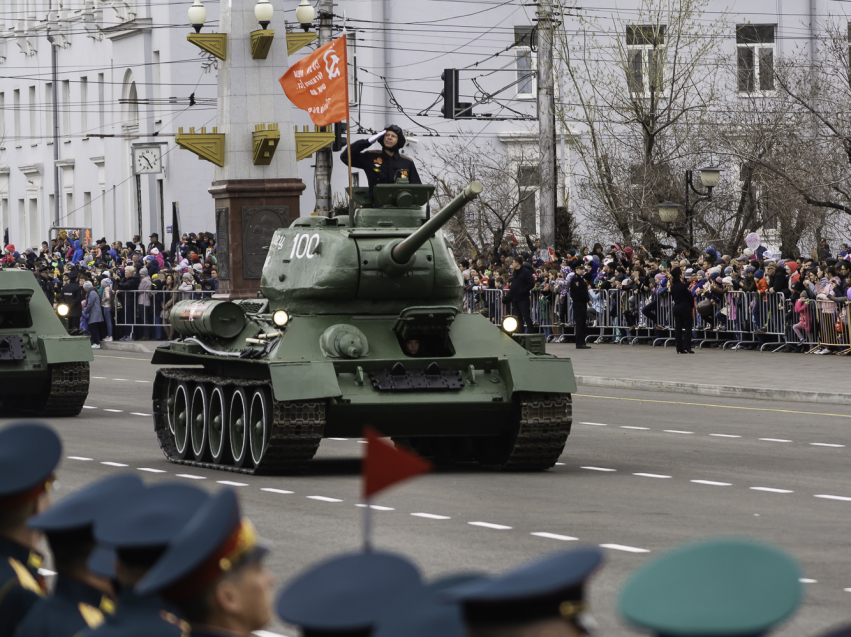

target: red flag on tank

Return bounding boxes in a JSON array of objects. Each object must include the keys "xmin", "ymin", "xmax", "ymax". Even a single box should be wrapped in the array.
[
  {"xmin": 279, "ymin": 35, "xmax": 349, "ymax": 127},
  {"xmin": 362, "ymin": 426, "xmax": 432, "ymax": 498}
]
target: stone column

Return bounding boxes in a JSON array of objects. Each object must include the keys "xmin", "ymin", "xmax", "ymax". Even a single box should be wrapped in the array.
[{"xmin": 212, "ymin": 0, "xmax": 304, "ymax": 299}]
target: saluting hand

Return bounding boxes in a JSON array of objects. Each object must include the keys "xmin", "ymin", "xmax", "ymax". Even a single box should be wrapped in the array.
[{"xmin": 368, "ymin": 130, "xmax": 387, "ymax": 144}]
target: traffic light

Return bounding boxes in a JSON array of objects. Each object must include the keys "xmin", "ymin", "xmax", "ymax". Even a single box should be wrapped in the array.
[
  {"xmin": 331, "ymin": 121, "xmax": 347, "ymax": 151},
  {"xmin": 441, "ymin": 69, "xmax": 473, "ymax": 119}
]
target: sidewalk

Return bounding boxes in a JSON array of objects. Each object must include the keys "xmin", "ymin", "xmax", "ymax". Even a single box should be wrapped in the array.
[
  {"xmin": 101, "ymin": 340, "xmax": 850, "ymax": 406},
  {"xmin": 550, "ymin": 343, "xmax": 851, "ymax": 406}
]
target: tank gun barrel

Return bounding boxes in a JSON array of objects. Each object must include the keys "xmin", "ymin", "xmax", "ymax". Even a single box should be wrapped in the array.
[{"xmin": 390, "ymin": 181, "xmax": 483, "ymax": 265}]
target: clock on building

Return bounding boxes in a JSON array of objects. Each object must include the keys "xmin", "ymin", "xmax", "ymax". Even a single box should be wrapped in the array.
[{"xmin": 132, "ymin": 144, "xmax": 164, "ymax": 174}]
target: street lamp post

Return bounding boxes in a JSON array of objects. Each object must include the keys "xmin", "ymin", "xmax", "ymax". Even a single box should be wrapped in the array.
[{"xmin": 658, "ymin": 167, "xmax": 721, "ymax": 253}]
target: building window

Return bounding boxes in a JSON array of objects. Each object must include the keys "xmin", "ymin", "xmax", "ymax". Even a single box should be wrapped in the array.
[
  {"xmin": 736, "ymin": 24, "xmax": 775, "ymax": 93},
  {"xmin": 98, "ymin": 73, "xmax": 105, "ymax": 130},
  {"xmin": 28, "ymin": 86, "xmax": 37, "ymax": 145},
  {"xmin": 626, "ymin": 25, "xmax": 666, "ymax": 97},
  {"xmin": 80, "ymin": 77, "xmax": 88, "ymax": 137},
  {"xmin": 518, "ymin": 165, "xmax": 540, "ymax": 233},
  {"xmin": 62, "ymin": 80, "xmax": 71, "ymax": 141},
  {"xmin": 13, "ymin": 90, "xmax": 20, "ymax": 147},
  {"xmin": 45, "ymin": 83, "xmax": 53, "ymax": 144},
  {"xmin": 347, "ymin": 36, "xmax": 358, "ymax": 106},
  {"xmin": 0, "ymin": 93, "xmax": 4, "ymax": 149},
  {"xmin": 514, "ymin": 26, "xmax": 537, "ymax": 99}
]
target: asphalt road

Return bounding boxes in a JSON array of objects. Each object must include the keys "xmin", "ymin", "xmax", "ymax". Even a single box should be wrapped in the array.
[{"xmin": 4, "ymin": 351, "xmax": 851, "ymax": 637}]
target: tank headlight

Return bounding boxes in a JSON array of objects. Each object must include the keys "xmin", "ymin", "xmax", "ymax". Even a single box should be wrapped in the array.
[
  {"xmin": 272, "ymin": 310, "xmax": 289, "ymax": 327},
  {"xmin": 57, "ymin": 304, "xmax": 69, "ymax": 317},
  {"xmin": 501, "ymin": 316, "xmax": 519, "ymax": 333}
]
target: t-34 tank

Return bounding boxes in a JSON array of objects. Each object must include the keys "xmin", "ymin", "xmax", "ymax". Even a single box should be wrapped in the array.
[
  {"xmin": 151, "ymin": 179, "xmax": 576, "ymax": 474},
  {"xmin": 0, "ymin": 269, "xmax": 92, "ymax": 415}
]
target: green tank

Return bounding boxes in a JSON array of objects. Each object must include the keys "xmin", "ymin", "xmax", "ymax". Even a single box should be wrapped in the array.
[
  {"xmin": 0, "ymin": 269, "xmax": 92, "ymax": 415},
  {"xmin": 151, "ymin": 180, "xmax": 576, "ymax": 474}
]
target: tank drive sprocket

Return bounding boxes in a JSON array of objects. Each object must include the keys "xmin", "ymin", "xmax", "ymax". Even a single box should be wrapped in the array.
[{"xmin": 152, "ymin": 368, "xmax": 325, "ymax": 475}]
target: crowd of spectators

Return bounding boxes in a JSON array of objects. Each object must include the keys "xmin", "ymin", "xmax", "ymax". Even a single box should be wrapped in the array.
[
  {"xmin": 459, "ymin": 235, "xmax": 851, "ymax": 354},
  {"xmin": 0, "ymin": 230, "xmax": 218, "ymax": 348}
]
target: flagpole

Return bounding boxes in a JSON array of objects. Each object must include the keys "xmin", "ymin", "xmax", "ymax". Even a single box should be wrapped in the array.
[
  {"xmin": 344, "ymin": 34, "xmax": 354, "ymax": 212},
  {"xmin": 363, "ymin": 498, "xmax": 373, "ymax": 552}
]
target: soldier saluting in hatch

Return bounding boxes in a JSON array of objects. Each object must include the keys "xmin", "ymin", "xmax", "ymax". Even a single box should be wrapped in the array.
[{"xmin": 340, "ymin": 124, "xmax": 422, "ymax": 194}]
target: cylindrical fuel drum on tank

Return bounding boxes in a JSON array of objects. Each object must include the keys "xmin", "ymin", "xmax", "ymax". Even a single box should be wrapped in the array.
[{"xmin": 170, "ymin": 300, "xmax": 246, "ymax": 339}]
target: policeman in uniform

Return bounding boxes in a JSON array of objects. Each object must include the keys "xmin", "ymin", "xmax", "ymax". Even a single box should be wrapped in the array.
[
  {"xmin": 568, "ymin": 264, "xmax": 591, "ymax": 349},
  {"xmin": 84, "ymin": 483, "xmax": 211, "ymax": 637},
  {"xmin": 340, "ymin": 125, "xmax": 422, "ymax": 194},
  {"xmin": 276, "ymin": 551, "xmax": 423, "ymax": 636},
  {"xmin": 0, "ymin": 422, "xmax": 62, "ymax": 637},
  {"xmin": 38, "ymin": 265, "xmax": 56, "ymax": 302},
  {"xmin": 135, "ymin": 490, "xmax": 274, "ymax": 637},
  {"xmin": 61, "ymin": 267, "xmax": 83, "ymax": 331},
  {"xmin": 618, "ymin": 538, "xmax": 802, "ymax": 637},
  {"xmin": 17, "ymin": 474, "xmax": 145, "ymax": 637}
]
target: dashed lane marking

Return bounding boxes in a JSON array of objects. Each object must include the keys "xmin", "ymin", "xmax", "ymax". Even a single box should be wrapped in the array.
[
  {"xmin": 137, "ymin": 468, "xmax": 166, "ymax": 473},
  {"xmin": 135, "ymin": 380, "xmax": 150, "ymax": 383},
  {"xmin": 255, "ymin": 630, "xmax": 291, "ymax": 637},
  {"xmin": 664, "ymin": 430, "xmax": 694, "ymax": 434},
  {"xmin": 469, "ymin": 521, "xmax": 512, "ymax": 530},
  {"xmin": 328, "ymin": 438, "xmax": 348, "ymax": 441},
  {"xmin": 103, "ymin": 409, "xmax": 123, "ymax": 413},
  {"xmin": 691, "ymin": 480, "xmax": 732, "ymax": 486},
  {"xmin": 581, "ymin": 466, "xmax": 616, "ymax": 472},
  {"xmin": 217, "ymin": 481, "xmax": 248, "ymax": 487},
  {"xmin": 575, "ymin": 394, "xmax": 851, "ymax": 419},
  {"xmin": 814, "ymin": 494, "xmax": 851, "ymax": 502},
  {"xmin": 176, "ymin": 474, "xmax": 206, "ymax": 480},
  {"xmin": 709, "ymin": 434, "xmax": 741, "ymax": 438},
  {"xmin": 621, "ymin": 426, "xmax": 649, "ymax": 430},
  {"xmin": 67, "ymin": 456, "xmax": 93, "ymax": 461},
  {"xmin": 759, "ymin": 438, "xmax": 792, "ymax": 443},
  {"xmin": 531, "ymin": 532, "xmax": 578, "ymax": 541},
  {"xmin": 600, "ymin": 543, "xmax": 649, "ymax": 553},
  {"xmin": 800, "ymin": 578, "xmax": 818, "ymax": 583},
  {"xmin": 555, "ymin": 462, "xmax": 565, "ymax": 466},
  {"xmin": 308, "ymin": 496, "xmax": 342, "ymax": 502},
  {"xmin": 101, "ymin": 462, "xmax": 128, "ymax": 467},
  {"xmin": 634, "ymin": 473, "xmax": 672, "ymax": 479},
  {"xmin": 845, "ymin": 588, "xmax": 851, "ymax": 593},
  {"xmin": 83, "ymin": 406, "xmax": 96, "ymax": 410},
  {"xmin": 261, "ymin": 488, "xmax": 294, "ymax": 494},
  {"xmin": 411, "ymin": 512, "xmax": 450, "ymax": 520},
  {"xmin": 750, "ymin": 487, "xmax": 793, "ymax": 494},
  {"xmin": 810, "ymin": 443, "xmax": 845, "ymax": 448},
  {"xmin": 356, "ymin": 504, "xmax": 395, "ymax": 511},
  {"xmin": 131, "ymin": 413, "xmax": 151, "ymax": 417},
  {"xmin": 92, "ymin": 376, "xmax": 105, "ymax": 379},
  {"xmin": 580, "ymin": 422, "xmax": 608, "ymax": 426}
]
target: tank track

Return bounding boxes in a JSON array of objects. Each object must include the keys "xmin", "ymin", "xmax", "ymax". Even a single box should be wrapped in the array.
[
  {"xmin": 41, "ymin": 362, "xmax": 91, "ymax": 416},
  {"xmin": 153, "ymin": 368, "xmax": 325, "ymax": 475},
  {"xmin": 500, "ymin": 392, "xmax": 572, "ymax": 471}
]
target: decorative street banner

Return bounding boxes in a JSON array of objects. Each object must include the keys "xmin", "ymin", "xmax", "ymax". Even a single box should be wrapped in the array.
[{"xmin": 279, "ymin": 35, "xmax": 348, "ymax": 127}]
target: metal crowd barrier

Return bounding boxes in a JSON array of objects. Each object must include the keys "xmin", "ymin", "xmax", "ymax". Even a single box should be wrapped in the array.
[
  {"xmin": 814, "ymin": 300, "xmax": 851, "ymax": 355},
  {"xmin": 112, "ymin": 289, "xmax": 215, "ymax": 337}
]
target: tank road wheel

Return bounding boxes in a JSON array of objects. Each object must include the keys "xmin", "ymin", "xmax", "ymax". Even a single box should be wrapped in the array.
[
  {"xmin": 165, "ymin": 377, "xmax": 179, "ymax": 434},
  {"xmin": 189, "ymin": 384, "xmax": 209, "ymax": 462},
  {"xmin": 172, "ymin": 382, "xmax": 191, "ymax": 459},
  {"xmin": 229, "ymin": 388, "xmax": 251, "ymax": 468},
  {"xmin": 208, "ymin": 386, "xmax": 229, "ymax": 464},
  {"xmin": 249, "ymin": 388, "xmax": 271, "ymax": 467}
]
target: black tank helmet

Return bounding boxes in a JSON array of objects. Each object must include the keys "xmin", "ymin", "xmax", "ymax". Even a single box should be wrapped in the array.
[{"xmin": 381, "ymin": 125, "xmax": 406, "ymax": 151}]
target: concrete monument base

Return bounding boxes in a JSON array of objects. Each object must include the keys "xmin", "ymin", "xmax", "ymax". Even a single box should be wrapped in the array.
[{"xmin": 210, "ymin": 178, "xmax": 305, "ymax": 300}]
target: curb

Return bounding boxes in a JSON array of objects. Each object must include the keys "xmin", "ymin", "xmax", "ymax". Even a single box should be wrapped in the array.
[
  {"xmin": 575, "ymin": 375, "xmax": 850, "ymax": 406},
  {"xmin": 100, "ymin": 341, "xmax": 159, "ymax": 354}
]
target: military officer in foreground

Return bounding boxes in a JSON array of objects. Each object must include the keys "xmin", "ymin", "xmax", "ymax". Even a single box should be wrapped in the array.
[
  {"xmin": 0, "ymin": 422, "xmax": 62, "ymax": 637},
  {"xmin": 619, "ymin": 538, "xmax": 803, "ymax": 637},
  {"xmin": 17, "ymin": 474, "xmax": 145, "ymax": 637},
  {"xmin": 84, "ymin": 483, "xmax": 211, "ymax": 637},
  {"xmin": 135, "ymin": 489, "xmax": 274, "ymax": 637}
]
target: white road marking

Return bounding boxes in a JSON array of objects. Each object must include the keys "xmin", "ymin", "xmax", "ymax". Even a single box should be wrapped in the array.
[
  {"xmin": 799, "ymin": 578, "xmax": 817, "ymax": 583},
  {"xmin": 217, "ymin": 480, "xmax": 248, "ymax": 487},
  {"xmin": 531, "ymin": 532, "xmax": 578, "ymax": 541},
  {"xmin": 845, "ymin": 588, "xmax": 851, "ymax": 592},
  {"xmin": 555, "ymin": 462, "xmax": 565, "ymax": 466},
  {"xmin": 113, "ymin": 379, "xmax": 127, "ymax": 381},
  {"xmin": 307, "ymin": 496, "xmax": 342, "ymax": 502},
  {"xmin": 691, "ymin": 480, "xmax": 732, "ymax": 486},
  {"xmin": 328, "ymin": 438, "xmax": 348, "ymax": 441},
  {"xmin": 176, "ymin": 474, "xmax": 206, "ymax": 480},
  {"xmin": 469, "ymin": 521, "xmax": 512, "ymax": 530},
  {"xmin": 411, "ymin": 512, "xmax": 450, "ymax": 520},
  {"xmin": 581, "ymin": 466, "xmax": 616, "ymax": 472},
  {"xmin": 261, "ymin": 488, "xmax": 294, "ymax": 494},
  {"xmin": 600, "ymin": 543, "xmax": 649, "ymax": 553},
  {"xmin": 709, "ymin": 434, "xmax": 741, "ymax": 438},
  {"xmin": 137, "ymin": 468, "xmax": 166, "ymax": 473},
  {"xmin": 664, "ymin": 430, "xmax": 694, "ymax": 434},
  {"xmin": 750, "ymin": 487, "xmax": 793, "ymax": 493},
  {"xmin": 83, "ymin": 406, "xmax": 97, "ymax": 409},
  {"xmin": 103, "ymin": 409, "xmax": 123, "ymax": 413},
  {"xmin": 101, "ymin": 461, "xmax": 128, "ymax": 467},
  {"xmin": 356, "ymin": 504, "xmax": 395, "ymax": 511},
  {"xmin": 759, "ymin": 438, "xmax": 792, "ymax": 443},
  {"xmin": 255, "ymin": 630, "xmax": 291, "ymax": 637},
  {"xmin": 92, "ymin": 376, "xmax": 105, "ymax": 379},
  {"xmin": 131, "ymin": 412, "xmax": 151, "ymax": 417},
  {"xmin": 580, "ymin": 422, "xmax": 608, "ymax": 426},
  {"xmin": 38, "ymin": 568, "xmax": 57, "ymax": 577},
  {"xmin": 814, "ymin": 494, "xmax": 851, "ymax": 502},
  {"xmin": 67, "ymin": 456, "xmax": 93, "ymax": 461},
  {"xmin": 357, "ymin": 440, "xmax": 368, "ymax": 444},
  {"xmin": 135, "ymin": 380, "xmax": 150, "ymax": 383},
  {"xmin": 810, "ymin": 443, "xmax": 845, "ymax": 448},
  {"xmin": 634, "ymin": 473, "xmax": 671, "ymax": 479},
  {"xmin": 621, "ymin": 426, "xmax": 649, "ymax": 430}
]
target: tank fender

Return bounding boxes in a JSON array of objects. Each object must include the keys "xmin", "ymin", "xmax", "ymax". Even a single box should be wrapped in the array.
[
  {"xmin": 38, "ymin": 335, "xmax": 95, "ymax": 364},
  {"xmin": 501, "ymin": 355, "xmax": 577, "ymax": 394},
  {"xmin": 269, "ymin": 361, "xmax": 342, "ymax": 403}
]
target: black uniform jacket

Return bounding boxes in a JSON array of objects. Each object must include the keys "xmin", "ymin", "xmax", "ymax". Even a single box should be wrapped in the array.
[
  {"xmin": 81, "ymin": 590, "xmax": 187, "ymax": 637},
  {"xmin": 61, "ymin": 282, "xmax": 83, "ymax": 318},
  {"xmin": 569, "ymin": 276, "xmax": 590, "ymax": 305},
  {"xmin": 0, "ymin": 537, "xmax": 47, "ymax": 637},
  {"xmin": 508, "ymin": 263, "xmax": 535, "ymax": 302},
  {"xmin": 16, "ymin": 576, "xmax": 115, "ymax": 637},
  {"xmin": 340, "ymin": 139, "xmax": 421, "ymax": 192},
  {"xmin": 670, "ymin": 281, "xmax": 694, "ymax": 312}
]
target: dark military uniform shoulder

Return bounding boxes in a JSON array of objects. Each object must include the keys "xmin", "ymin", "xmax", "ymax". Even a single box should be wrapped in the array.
[
  {"xmin": 16, "ymin": 577, "xmax": 115, "ymax": 637},
  {"xmin": 0, "ymin": 538, "xmax": 47, "ymax": 637}
]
